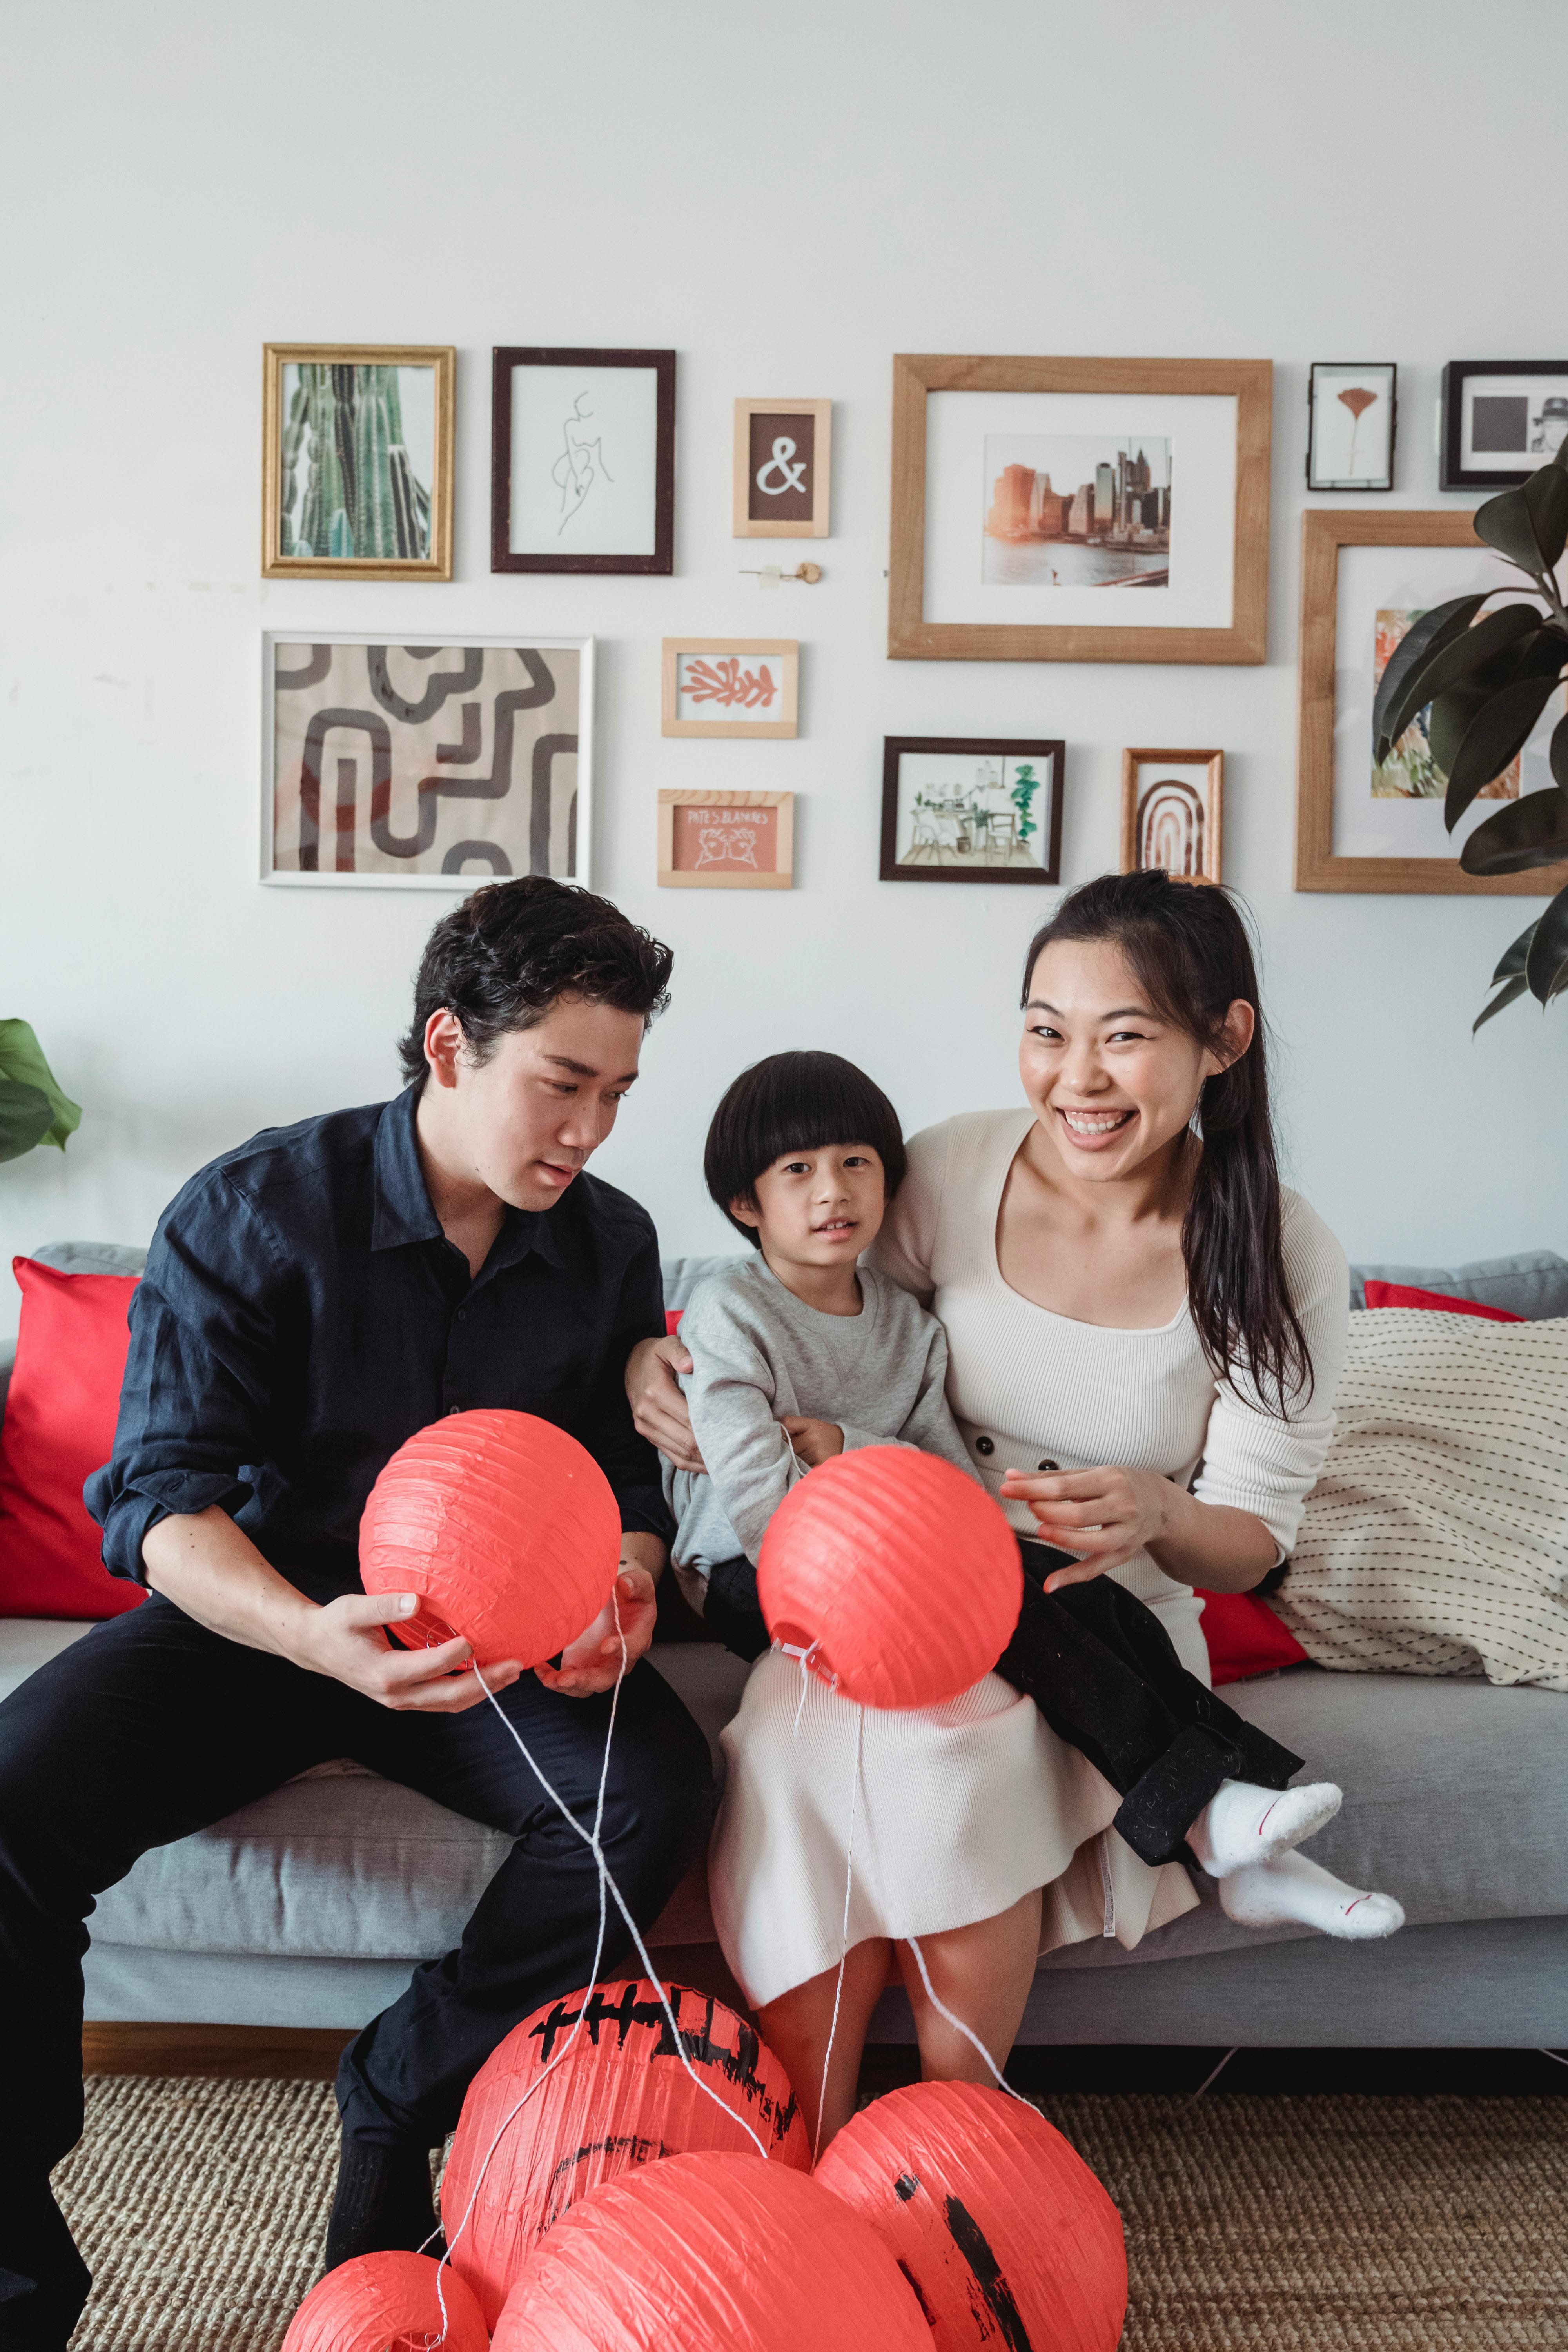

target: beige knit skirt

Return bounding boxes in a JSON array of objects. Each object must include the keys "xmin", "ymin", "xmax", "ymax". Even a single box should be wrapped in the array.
[{"xmin": 708, "ymin": 1650, "xmax": 1198, "ymax": 2009}]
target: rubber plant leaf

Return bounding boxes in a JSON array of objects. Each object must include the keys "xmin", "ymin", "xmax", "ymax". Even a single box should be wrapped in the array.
[
  {"xmin": 1461, "ymin": 783, "xmax": 1568, "ymax": 875},
  {"xmin": 1552, "ymin": 713, "xmax": 1568, "ymax": 792},
  {"xmin": 1372, "ymin": 595, "xmax": 1485, "ymax": 763},
  {"xmin": 1378, "ymin": 603, "xmax": 1539, "ymax": 755},
  {"xmin": 1434, "ymin": 672, "xmax": 1561, "ymax": 830},
  {"xmin": 1490, "ymin": 918, "xmax": 1538, "ymax": 986},
  {"xmin": 1472, "ymin": 972, "xmax": 1531, "ymax": 1033},
  {"xmin": 1474, "ymin": 466, "xmax": 1568, "ymax": 575},
  {"xmin": 1523, "ymin": 879, "xmax": 1568, "ymax": 1005},
  {"xmin": 0, "ymin": 1020, "xmax": 82, "ymax": 1152},
  {"xmin": 0, "ymin": 1082, "xmax": 54, "ymax": 1165}
]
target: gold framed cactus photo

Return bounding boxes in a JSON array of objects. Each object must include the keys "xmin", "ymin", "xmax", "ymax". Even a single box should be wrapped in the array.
[{"xmin": 262, "ymin": 344, "xmax": 455, "ymax": 579}]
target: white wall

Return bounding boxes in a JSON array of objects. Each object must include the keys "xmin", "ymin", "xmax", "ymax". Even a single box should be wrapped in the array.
[{"xmin": 2, "ymin": 0, "xmax": 1565, "ymax": 1336}]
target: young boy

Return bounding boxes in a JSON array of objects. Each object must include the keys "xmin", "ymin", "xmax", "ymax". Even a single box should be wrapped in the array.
[{"xmin": 671, "ymin": 1051, "xmax": 1398, "ymax": 2149}]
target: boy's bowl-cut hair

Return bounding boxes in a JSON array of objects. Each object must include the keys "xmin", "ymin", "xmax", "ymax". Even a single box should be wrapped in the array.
[{"xmin": 704, "ymin": 1051, "xmax": 908, "ymax": 1247}]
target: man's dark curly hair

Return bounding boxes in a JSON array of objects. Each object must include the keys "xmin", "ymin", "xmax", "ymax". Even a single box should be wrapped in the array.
[{"xmin": 397, "ymin": 877, "xmax": 673, "ymax": 1089}]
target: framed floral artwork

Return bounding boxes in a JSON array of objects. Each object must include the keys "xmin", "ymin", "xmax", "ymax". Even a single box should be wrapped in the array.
[
  {"xmin": 261, "ymin": 344, "xmax": 454, "ymax": 580},
  {"xmin": 262, "ymin": 633, "xmax": 592, "ymax": 887},
  {"xmin": 880, "ymin": 736, "xmax": 1063, "ymax": 884},
  {"xmin": 1307, "ymin": 363, "xmax": 1396, "ymax": 492},
  {"xmin": 1120, "ymin": 749, "xmax": 1224, "ymax": 883},
  {"xmin": 657, "ymin": 790, "xmax": 794, "ymax": 888},
  {"xmin": 661, "ymin": 639, "xmax": 798, "ymax": 739},
  {"xmin": 491, "ymin": 347, "xmax": 675, "ymax": 574}
]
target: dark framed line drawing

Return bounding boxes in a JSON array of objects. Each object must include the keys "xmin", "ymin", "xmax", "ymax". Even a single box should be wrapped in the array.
[
  {"xmin": 880, "ymin": 736, "xmax": 1063, "ymax": 884},
  {"xmin": 887, "ymin": 353, "xmax": 1271, "ymax": 664},
  {"xmin": 491, "ymin": 348, "xmax": 675, "ymax": 574},
  {"xmin": 1306, "ymin": 364, "xmax": 1396, "ymax": 492},
  {"xmin": 1120, "ymin": 748, "xmax": 1225, "ymax": 883},
  {"xmin": 1440, "ymin": 360, "xmax": 1568, "ymax": 492},
  {"xmin": 261, "ymin": 633, "xmax": 593, "ymax": 888},
  {"xmin": 262, "ymin": 344, "xmax": 455, "ymax": 580},
  {"xmin": 732, "ymin": 398, "xmax": 831, "ymax": 537}
]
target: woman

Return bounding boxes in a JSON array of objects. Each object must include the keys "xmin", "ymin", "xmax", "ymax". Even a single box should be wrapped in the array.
[{"xmin": 631, "ymin": 871, "xmax": 1381, "ymax": 1961}]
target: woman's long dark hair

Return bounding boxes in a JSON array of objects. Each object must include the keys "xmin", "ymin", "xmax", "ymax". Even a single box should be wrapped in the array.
[{"xmin": 1021, "ymin": 870, "xmax": 1310, "ymax": 1408}]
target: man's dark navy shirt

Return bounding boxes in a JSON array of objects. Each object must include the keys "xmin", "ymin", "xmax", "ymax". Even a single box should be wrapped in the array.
[{"xmin": 86, "ymin": 1088, "xmax": 672, "ymax": 1599}]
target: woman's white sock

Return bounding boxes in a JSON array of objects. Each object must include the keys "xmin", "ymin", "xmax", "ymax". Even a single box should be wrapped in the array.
[
  {"xmin": 1218, "ymin": 1850, "xmax": 1405, "ymax": 1940},
  {"xmin": 1187, "ymin": 1779, "xmax": 1343, "ymax": 1878}
]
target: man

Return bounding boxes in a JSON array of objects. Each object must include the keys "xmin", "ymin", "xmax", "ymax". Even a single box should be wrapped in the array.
[{"xmin": 0, "ymin": 878, "xmax": 713, "ymax": 2351}]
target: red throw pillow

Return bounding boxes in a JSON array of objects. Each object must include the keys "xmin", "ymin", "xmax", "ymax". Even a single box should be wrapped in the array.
[
  {"xmin": 665, "ymin": 1307, "xmax": 684, "ymax": 1336},
  {"xmin": 1194, "ymin": 1587, "xmax": 1308, "ymax": 1685},
  {"xmin": 0, "ymin": 1257, "xmax": 145, "ymax": 1618},
  {"xmin": 1362, "ymin": 1280, "xmax": 1525, "ymax": 1322}
]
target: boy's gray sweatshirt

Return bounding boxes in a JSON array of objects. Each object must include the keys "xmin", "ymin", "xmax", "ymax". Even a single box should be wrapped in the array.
[{"xmin": 664, "ymin": 1252, "xmax": 978, "ymax": 1570}]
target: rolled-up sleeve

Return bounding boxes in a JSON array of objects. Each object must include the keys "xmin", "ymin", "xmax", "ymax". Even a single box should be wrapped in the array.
[{"xmin": 84, "ymin": 1176, "xmax": 287, "ymax": 1582}]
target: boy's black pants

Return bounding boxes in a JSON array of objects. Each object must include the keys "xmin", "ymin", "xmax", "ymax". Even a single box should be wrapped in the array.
[{"xmin": 704, "ymin": 1540, "xmax": 1303, "ymax": 1866}]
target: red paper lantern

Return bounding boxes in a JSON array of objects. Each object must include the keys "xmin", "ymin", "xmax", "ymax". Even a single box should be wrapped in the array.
[
  {"xmin": 813, "ymin": 2079, "xmax": 1127, "ymax": 2352},
  {"xmin": 281, "ymin": 2250, "xmax": 488, "ymax": 2352},
  {"xmin": 359, "ymin": 1408, "xmax": 621, "ymax": 1668},
  {"xmin": 443, "ymin": 1977, "xmax": 811, "ymax": 2328},
  {"xmin": 756, "ymin": 1445, "xmax": 1022, "ymax": 1708},
  {"xmin": 491, "ymin": 2149, "xmax": 933, "ymax": 2351}
]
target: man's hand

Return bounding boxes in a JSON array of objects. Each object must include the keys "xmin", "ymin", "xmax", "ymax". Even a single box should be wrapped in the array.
[
  {"xmin": 281, "ymin": 1589, "xmax": 523, "ymax": 1712},
  {"xmin": 534, "ymin": 1564, "xmax": 658, "ymax": 1697},
  {"xmin": 779, "ymin": 1415, "xmax": 844, "ymax": 1469},
  {"xmin": 626, "ymin": 1333, "xmax": 704, "ymax": 1472}
]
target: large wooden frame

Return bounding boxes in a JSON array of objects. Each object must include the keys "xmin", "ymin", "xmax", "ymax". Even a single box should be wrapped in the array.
[
  {"xmin": 262, "ymin": 343, "xmax": 455, "ymax": 581},
  {"xmin": 1121, "ymin": 748, "xmax": 1225, "ymax": 883},
  {"xmin": 732, "ymin": 398, "xmax": 831, "ymax": 537},
  {"xmin": 887, "ymin": 353, "xmax": 1271, "ymax": 664},
  {"xmin": 657, "ymin": 789, "xmax": 794, "ymax": 889},
  {"xmin": 1294, "ymin": 510, "xmax": 1568, "ymax": 895}
]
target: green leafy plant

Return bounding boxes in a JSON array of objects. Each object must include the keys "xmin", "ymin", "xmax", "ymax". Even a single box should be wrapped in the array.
[
  {"xmin": 1009, "ymin": 764, "xmax": 1041, "ymax": 843},
  {"xmin": 0, "ymin": 1022, "xmax": 82, "ymax": 1164},
  {"xmin": 1372, "ymin": 449, "xmax": 1568, "ymax": 1030}
]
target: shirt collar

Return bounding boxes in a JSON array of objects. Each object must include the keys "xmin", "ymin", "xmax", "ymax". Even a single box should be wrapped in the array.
[{"xmin": 370, "ymin": 1087, "xmax": 567, "ymax": 1270}]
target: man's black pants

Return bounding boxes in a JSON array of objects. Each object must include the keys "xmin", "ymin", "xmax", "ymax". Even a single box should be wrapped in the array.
[{"xmin": 0, "ymin": 1595, "xmax": 713, "ymax": 2348}]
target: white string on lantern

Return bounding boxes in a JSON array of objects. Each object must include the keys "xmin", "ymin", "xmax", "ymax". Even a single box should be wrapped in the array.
[{"xmin": 811, "ymin": 1702, "xmax": 865, "ymax": 2160}]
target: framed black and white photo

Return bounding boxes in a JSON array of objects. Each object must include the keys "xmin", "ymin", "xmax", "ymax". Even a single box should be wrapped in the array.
[
  {"xmin": 491, "ymin": 348, "xmax": 675, "ymax": 574},
  {"xmin": 880, "ymin": 736, "xmax": 1063, "ymax": 884},
  {"xmin": 262, "ymin": 633, "xmax": 593, "ymax": 887},
  {"xmin": 1307, "ymin": 363, "xmax": 1396, "ymax": 492},
  {"xmin": 1440, "ymin": 360, "xmax": 1568, "ymax": 492}
]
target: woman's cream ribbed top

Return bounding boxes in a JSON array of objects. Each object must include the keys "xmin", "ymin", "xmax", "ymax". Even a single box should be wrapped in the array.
[{"xmin": 868, "ymin": 1109, "xmax": 1350, "ymax": 1674}]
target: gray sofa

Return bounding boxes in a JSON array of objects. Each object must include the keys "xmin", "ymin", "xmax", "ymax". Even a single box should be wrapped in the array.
[{"xmin": 2, "ymin": 1243, "xmax": 1564, "ymax": 2050}]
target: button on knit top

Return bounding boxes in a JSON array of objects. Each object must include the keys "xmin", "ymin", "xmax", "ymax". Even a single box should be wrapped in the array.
[{"xmin": 867, "ymin": 1109, "xmax": 1351, "ymax": 1675}]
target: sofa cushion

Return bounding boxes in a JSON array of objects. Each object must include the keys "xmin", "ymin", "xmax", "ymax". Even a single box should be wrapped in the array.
[{"xmin": 1348, "ymin": 1250, "xmax": 1568, "ymax": 1318}]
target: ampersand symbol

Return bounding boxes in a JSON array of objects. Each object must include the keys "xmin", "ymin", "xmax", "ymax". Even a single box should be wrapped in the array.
[{"xmin": 755, "ymin": 436, "xmax": 808, "ymax": 497}]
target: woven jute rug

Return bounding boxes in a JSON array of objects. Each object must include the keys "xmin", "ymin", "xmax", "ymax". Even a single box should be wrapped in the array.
[{"xmin": 54, "ymin": 2076, "xmax": 1567, "ymax": 2350}]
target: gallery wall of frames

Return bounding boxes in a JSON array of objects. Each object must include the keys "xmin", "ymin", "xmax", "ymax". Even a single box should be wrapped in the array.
[{"xmin": 259, "ymin": 343, "xmax": 1568, "ymax": 910}]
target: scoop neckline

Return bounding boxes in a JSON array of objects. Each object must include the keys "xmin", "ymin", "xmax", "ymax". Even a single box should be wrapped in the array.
[{"xmin": 986, "ymin": 1109, "xmax": 1191, "ymax": 1339}]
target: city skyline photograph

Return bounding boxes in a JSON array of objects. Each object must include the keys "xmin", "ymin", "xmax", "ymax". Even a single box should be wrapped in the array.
[{"xmin": 982, "ymin": 432, "xmax": 1172, "ymax": 588}]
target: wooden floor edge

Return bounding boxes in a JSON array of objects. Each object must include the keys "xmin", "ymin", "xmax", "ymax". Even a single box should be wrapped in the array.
[{"xmin": 83, "ymin": 2020, "xmax": 353, "ymax": 2082}]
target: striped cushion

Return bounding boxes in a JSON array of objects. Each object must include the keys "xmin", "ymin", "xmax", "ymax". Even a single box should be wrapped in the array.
[{"xmin": 1276, "ymin": 1310, "xmax": 1568, "ymax": 1692}]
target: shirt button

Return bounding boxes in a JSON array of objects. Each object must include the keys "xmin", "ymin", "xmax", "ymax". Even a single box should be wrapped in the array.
[
  {"xmin": 457, "ymin": 1310, "xmax": 468, "ymax": 1323},
  {"xmin": 446, "ymin": 1405, "xmax": 463, "ymax": 1416},
  {"xmin": 975, "ymin": 1435, "xmax": 995, "ymax": 1457},
  {"xmin": 1038, "ymin": 1459, "xmax": 1059, "ymax": 1474}
]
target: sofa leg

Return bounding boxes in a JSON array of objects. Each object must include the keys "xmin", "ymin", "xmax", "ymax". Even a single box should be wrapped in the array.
[{"xmin": 82, "ymin": 2021, "xmax": 352, "ymax": 2082}]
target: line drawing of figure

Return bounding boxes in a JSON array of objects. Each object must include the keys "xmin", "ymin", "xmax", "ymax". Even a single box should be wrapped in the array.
[{"xmin": 553, "ymin": 393, "xmax": 613, "ymax": 534}]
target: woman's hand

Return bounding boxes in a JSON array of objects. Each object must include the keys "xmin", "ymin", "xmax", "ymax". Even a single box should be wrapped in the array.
[
  {"xmin": 779, "ymin": 1415, "xmax": 844, "ymax": 1468},
  {"xmin": 626, "ymin": 1333, "xmax": 704, "ymax": 1472},
  {"xmin": 534, "ymin": 1564, "xmax": 658, "ymax": 1697},
  {"xmin": 998, "ymin": 1464, "xmax": 1189, "ymax": 1590}
]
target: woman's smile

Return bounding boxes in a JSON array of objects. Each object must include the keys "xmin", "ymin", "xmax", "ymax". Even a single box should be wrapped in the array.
[{"xmin": 1056, "ymin": 1104, "xmax": 1136, "ymax": 1146}]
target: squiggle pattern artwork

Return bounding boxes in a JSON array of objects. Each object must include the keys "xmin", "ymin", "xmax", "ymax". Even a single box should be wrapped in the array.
[
  {"xmin": 680, "ymin": 657, "xmax": 777, "ymax": 710},
  {"xmin": 271, "ymin": 642, "xmax": 582, "ymax": 879}
]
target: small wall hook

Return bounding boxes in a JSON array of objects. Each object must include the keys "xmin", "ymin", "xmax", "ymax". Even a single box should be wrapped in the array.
[{"xmin": 741, "ymin": 562, "xmax": 823, "ymax": 587}]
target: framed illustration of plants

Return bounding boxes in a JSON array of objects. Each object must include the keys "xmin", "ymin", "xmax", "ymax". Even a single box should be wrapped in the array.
[
  {"xmin": 1121, "ymin": 749, "xmax": 1224, "ymax": 883},
  {"xmin": 880, "ymin": 737, "xmax": 1063, "ymax": 884},
  {"xmin": 262, "ymin": 633, "xmax": 592, "ymax": 888},
  {"xmin": 661, "ymin": 639, "xmax": 798, "ymax": 739},
  {"xmin": 733, "ymin": 398, "xmax": 831, "ymax": 537},
  {"xmin": 492, "ymin": 347, "xmax": 675, "ymax": 575},
  {"xmin": 657, "ymin": 790, "xmax": 794, "ymax": 889},
  {"xmin": 262, "ymin": 345, "xmax": 455, "ymax": 580},
  {"xmin": 887, "ymin": 353, "xmax": 1270, "ymax": 664},
  {"xmin": 1294, "ymin": 511, "xmax": 1568, "ymax": 894},
  {"xmin": 1307, "ymin": 363, "xmax": 1396, "ymax": 492}
]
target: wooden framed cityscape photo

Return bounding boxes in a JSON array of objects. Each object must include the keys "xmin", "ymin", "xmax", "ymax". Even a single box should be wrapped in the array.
[
  {"xmin": 661, "ymin": 639, "xmax": 798, "ymax": 738},
  {"xmin": 880, "ymin": 736, "xmax": 1063, "ymax": 885},
  {"xmin": 1121, "ymin": 749, "xmax": 1224, "ymax": 883},
  {"xmin": 733, "ymin": 398, "xmax": 831, "ymax": 537},
  {"xmin": 261, "ymin": 344, "xmax": 454, "ymax": 580},
  {"xmin": 1294, "ymin": 511, "xmax": 1568, "ymax": 895},
  {"xmin": 887, "ymin": 354, "xmax": 1271, "ymax": 664},
  {"xmin": 657, "ymin": 790, "xmax": 794, "ymax": 889},
  {"xmin": 492, "ymin": 347, "xmax": 675, "ymax": 575}
]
